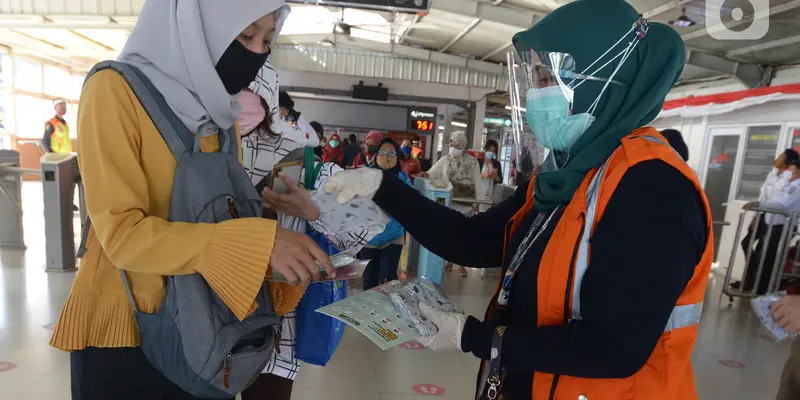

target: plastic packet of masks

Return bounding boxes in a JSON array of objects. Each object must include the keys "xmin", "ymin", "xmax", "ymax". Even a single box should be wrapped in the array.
[
  {"xmin": 309, "ymin": 190, "xmax": 390, "ymax": 253},
  {"xmin": 378, "ymin": 278, "xmax": 460, "ymax": 336},
  {"xmin": 751, "ymin": 292, "xmax": 798, "ymax": 341}
]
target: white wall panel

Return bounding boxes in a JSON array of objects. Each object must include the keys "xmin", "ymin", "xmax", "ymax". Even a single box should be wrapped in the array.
[{"xmin": 292, "ymin": 97, "xmax": 408, "ymax": 131}]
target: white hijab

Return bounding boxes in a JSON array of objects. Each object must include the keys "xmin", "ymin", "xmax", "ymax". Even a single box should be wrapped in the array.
[{"xmin": 118, "ymin": 0, "xmax": 290, "ymax": 131}]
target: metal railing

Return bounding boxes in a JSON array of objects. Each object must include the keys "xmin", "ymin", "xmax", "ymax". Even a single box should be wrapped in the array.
[{"xmin": 720, "ymin": 206, "xmax": 800, "ymax": 302}]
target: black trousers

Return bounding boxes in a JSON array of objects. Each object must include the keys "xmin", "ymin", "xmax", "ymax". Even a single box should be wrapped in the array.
[
  {"xmin": 361, "ymin": 244, "xmax": 403, "ymax": 290},
  {"xmin": 741, "ymin": 215, "xmax": 767, "ymax": 257},
  {"xmin": 240, "ymin": 373, "xmax": 294, "ymax": 400},
  {"xmin": 71, "ymin": 347, "xmax": 232, "ymax": 400},
  {"xmin": 743, "ymin": 225, "xmax": 785, "ymax": 295}
]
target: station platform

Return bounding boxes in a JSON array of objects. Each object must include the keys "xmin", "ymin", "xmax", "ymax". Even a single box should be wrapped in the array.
[{"xmin": 0, "ymin": 182, "xmax": 794, "ymax": 400}]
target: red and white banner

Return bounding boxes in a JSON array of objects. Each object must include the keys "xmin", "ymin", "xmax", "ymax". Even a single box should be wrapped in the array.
[{"xmin": 658, "ymin": 84, "xmax": 800, "ymax": 119}]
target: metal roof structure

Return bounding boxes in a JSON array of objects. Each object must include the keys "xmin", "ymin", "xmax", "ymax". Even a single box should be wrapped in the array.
[{"xmin": 0, "ymin": 0, "xmax": 797, "ymax": 116}]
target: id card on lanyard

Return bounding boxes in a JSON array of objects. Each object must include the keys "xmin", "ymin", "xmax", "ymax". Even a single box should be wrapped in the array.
[{"xmin": 496, "ymin": 206, "xmax": 561, "ymax": 308}]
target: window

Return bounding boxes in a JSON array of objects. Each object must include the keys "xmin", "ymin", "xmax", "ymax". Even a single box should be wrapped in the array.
[
  {"xmin": 14, "ymin": 94, "xmax": 45, "ymax": 138},
  {"xmin": 736, "ymin": 125, "xmax": 782, "ymax": 200},
  {"xmin": 0, "ymin": 54, "xmax": 11, "ymax": 88},
  {"xmin": 13, "ymin": 57, "xmax": 43, "ymax": 93},
  {"xmin": 71, "ymin": 74, "xmax": 85, "ymax": 100},
  {"xmin": 44, "ymin": 65, "xmax": 72, "ymax": 99},
  {"xmin": 0, "ymin": 91, "xmax": 14, "ymax": 133},
  {"xmin": 65, "ymin": 103, "xmax": 78, "ymax": 138}
]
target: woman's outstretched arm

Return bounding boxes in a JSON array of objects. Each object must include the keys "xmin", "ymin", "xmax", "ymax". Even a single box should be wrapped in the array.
[{"xmin": 372, "ymin": 171, "xmax": 528, "ymax": 268}]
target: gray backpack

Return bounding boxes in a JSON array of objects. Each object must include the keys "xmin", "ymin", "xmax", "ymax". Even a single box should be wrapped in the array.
[{"xmin": 79, "ymin": 61, "xmax": 280, "ymax": 398}]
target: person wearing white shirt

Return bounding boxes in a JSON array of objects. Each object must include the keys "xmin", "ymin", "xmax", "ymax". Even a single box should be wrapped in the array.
[
  {"xmin": 741, "ymin": 149, "xmax": 799, "ymax": 257},
  {"xmin": 742, "ymin": 157, "xmax": 800, "ymax": 294}
]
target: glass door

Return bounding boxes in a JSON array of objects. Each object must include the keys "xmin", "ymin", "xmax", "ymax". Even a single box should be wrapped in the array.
[{"xmin": 703, "ymin": 128, "xmax": 742, "ymax": 258}]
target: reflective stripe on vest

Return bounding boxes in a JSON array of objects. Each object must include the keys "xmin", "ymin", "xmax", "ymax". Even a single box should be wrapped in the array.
[{"xmin": 570, "ymin": 135, "xmax": 704, "ymax": 332}]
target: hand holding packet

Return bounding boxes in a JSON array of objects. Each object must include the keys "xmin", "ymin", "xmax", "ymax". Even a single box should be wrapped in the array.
[
  {"xmin": 751, "ymin": 291, "xmax": 798, "ymax": 341},
  {"xmin": 267, "ymin": 250, "xmax": 368, "ymax": 283}
]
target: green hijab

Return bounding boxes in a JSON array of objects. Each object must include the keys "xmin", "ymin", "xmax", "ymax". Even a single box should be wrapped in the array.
[{"xmin": 512, "ymin": 0, "xmax": 685, "ymax": 210}]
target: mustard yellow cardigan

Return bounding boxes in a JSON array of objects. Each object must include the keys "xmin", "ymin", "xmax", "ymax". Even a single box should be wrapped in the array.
[{"xmin": 50, "ymin": 69, "xmax": 304, "ymax": 351}]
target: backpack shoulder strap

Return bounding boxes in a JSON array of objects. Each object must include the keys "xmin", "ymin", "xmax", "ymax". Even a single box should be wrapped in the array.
[
  {"xmin": 86, "ymin": 61, "xmax": 193, "ymax": 160},
  {"xmin": 77, "ymin": 61, "xmax": 195, "ymax": 260}
]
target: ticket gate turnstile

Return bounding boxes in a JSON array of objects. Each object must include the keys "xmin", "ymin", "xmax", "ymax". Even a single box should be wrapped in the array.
[
  {"xmin": 41, "ymin": 152, "xmax": 83, "ymax": 272},
  {"xmin": 0, "ymin": 150, "xmax": 25, "ymax": 249},
  {"xmin": 410, "ymin": 178, "xmax": 453, "ymax": 285}
]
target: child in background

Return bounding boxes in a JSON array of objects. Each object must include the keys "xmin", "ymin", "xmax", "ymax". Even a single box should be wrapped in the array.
[{"xmin": 361, "ymin": 137, "xmax": 412, "ymax": 289}]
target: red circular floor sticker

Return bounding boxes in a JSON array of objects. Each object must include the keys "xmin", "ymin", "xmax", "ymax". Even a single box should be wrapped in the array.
[
  {"xmin": 413, "ymin": 384, "xmax": 446, "ymax": 396},
  {"xmin": 718, "ymin": 359, "xmax": 746, "ymax": 369},
  {"xmin": 0, "ymin": 361, "xmax": 17, "ymax": 372},
  {"xmin": 400, "ymin": 341, "xmax": 424, "ymax": 350}
]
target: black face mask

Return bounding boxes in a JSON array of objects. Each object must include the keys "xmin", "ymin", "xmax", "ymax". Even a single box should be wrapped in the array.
[{"xmin": 215, "ymin": 40, "xmax": 270, "ymax": 95}]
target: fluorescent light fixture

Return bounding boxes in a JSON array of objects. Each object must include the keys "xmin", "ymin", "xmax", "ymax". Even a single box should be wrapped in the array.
[
  {"xmin": 438, "ymin": 125, "xmax": 444, "ymax": 130},
  {"xmin": 504, "ymin": 105, "xmax": 511, "ymax": 110},
  {"xmin": 451, "ymin": 121, "xmax": 467, "ymax": 128}
]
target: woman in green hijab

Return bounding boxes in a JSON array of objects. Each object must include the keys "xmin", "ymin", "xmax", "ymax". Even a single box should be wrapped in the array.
[{"xmin": 321, "ymin": 0, "xmax": 712, "ymax": 398}]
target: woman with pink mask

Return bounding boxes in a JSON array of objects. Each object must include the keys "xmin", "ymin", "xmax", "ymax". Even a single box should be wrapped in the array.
[{"xmin": 237, "ymin": 60, "xmax": 337, "ymax": 400}]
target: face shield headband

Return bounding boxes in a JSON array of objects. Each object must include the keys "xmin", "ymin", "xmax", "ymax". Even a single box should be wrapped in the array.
[{"xmin": 507, "ymin": 15, "xmax": 649, "ymax": 174}]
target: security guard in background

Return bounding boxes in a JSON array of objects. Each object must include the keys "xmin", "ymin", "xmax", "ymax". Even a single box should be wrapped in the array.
[
  {"xmin": 743, "ymin": 158, "xmax": 800, "ymax": 295},
  {"xmin": 42, "ymin": 99, "xmax": 71, "ymax": 153}
]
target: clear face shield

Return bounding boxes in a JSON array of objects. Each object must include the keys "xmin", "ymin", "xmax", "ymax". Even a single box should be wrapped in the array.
[
  {"xmin": 507, "ymin": 16, "xmax": 648, "ymax": 175},
  {"xmin": 508, "ymin": 50, "xmax": 582, "ymax": 174}
]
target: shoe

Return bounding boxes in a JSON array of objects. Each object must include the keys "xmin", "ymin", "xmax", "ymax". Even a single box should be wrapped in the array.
[
  {"xmin": 458, "ymin": 266, "xmax": 468, "ymax": 277},
  {"xmin": 72, "ymin": 204, "xmax": 79, "ymax": 212}
]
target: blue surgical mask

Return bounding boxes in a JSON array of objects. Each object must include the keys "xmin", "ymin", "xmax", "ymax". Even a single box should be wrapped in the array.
[
  {"xmin": 401, "ymin": 145, "xmax": 412, "ymax": 155},
  {"xmin": 525, "ymin": 86, "xmax": 595, "ymax": 151},
  {"xmin": 485, "ymin": 151, "xmax": 495, "ymax": 160}
]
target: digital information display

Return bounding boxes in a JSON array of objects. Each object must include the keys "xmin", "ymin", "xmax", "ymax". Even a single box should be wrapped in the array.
[
  {"xmin": 737, "ymin": 125, "xmax": 781, "ymax": 200},
  {"xmin": 289, "ymin": 0, "xmax": 429, "ymax": 13},
  {"xmin": 407, "ymin": 107, "xmax": 437, "ymax": 133}
]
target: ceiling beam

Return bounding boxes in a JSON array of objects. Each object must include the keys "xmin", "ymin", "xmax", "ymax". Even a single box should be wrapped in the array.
[
  {"xmin": 726, "ymin": 33, "xmax": 800, "ymax": 57},
  {"xmin": 280, "ymin": 33, "xmax": 505, "ymax": 75},
  {"xmin": 430, "ymin": 0, "xmax": 540, "ymax": 30},
  {"xmin": 641, "ymin": 0, "xmax": 694, "ymax": 19},
  {"xmin": 480, "ymin": 42, "xmax": 512, "ymax": 61},
  {"xmin": 682, "ymin": 0, "xmax": 800, "ymax": 41},
  {"xmin": 685, "ymin": 49, "xmax": 770, "ymax": 88},
  {"xmin": 439, "ymin": 18, "xmax": 480, "ymax": 52},
  {"xmin": 0, "ymin": 16, "xmax": 133, "ymax": 29},
  {"xmin": 397, "ymin": 14, "xmax": 420, "ymax": 45}
]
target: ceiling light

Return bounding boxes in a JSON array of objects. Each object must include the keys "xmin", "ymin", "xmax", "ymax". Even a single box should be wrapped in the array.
[
  {"xmin": 504, "ymin": 105, "xmax": 511, "ymax": 110},
  {"xmin": 669, "ymin": 8, "xmax": 697, "ymax": 27},
  {"xmin": 451, "ymin": 121, "xmax": 467, "ymax": 128},
  {"xmin": 438, "ymin": 125, "xmax": 444, "ymax": 130}
]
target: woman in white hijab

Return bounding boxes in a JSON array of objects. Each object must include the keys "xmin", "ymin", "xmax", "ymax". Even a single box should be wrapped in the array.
[
  {"xmin": 50, "ymin": 1, "xmax": 332, "ymax": 399},
  {"xmin": 419, "ymin": 130, "xmax": 485, "ymax": 276}
]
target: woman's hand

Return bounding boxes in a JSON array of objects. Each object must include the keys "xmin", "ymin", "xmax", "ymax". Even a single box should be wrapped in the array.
[
  {"xmin": 771, "ymin": 295, "xmax": 800, "ymax": 333},
  {"xmin": 417, "ymin": 303, "xmax": 468, "ymax": 352},
  {"xmin": 414, "ymin": 171, "xmax": 430, "ymax": 179},
  {"xmin": 262, "ymin": 173, "xmax": 321, "ymax": 221},
  {"xmin": 323, "ymin": 168, "xmax": 383, "ymax": 204},
  {"xmin": 269, "ymin": 226, "xmax": 335, "ymax": 286}
]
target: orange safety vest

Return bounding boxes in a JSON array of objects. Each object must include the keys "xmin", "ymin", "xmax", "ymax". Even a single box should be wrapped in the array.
[
  {"xmin": 47, "ymin": 117, "xmax": 72, "ymax": 153},
  {"xmin": 485, "ymin": 127, "xmax": 713, "ymax": 400}
]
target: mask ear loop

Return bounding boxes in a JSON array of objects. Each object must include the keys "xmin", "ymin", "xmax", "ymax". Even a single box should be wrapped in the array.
[
  {"xmin": 586, "ymin": 38, "xmax": 640, "ymax": 116},
  {"xmin": 568, "ymin": 25, "xmax": 634, "ymax": 90}
]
